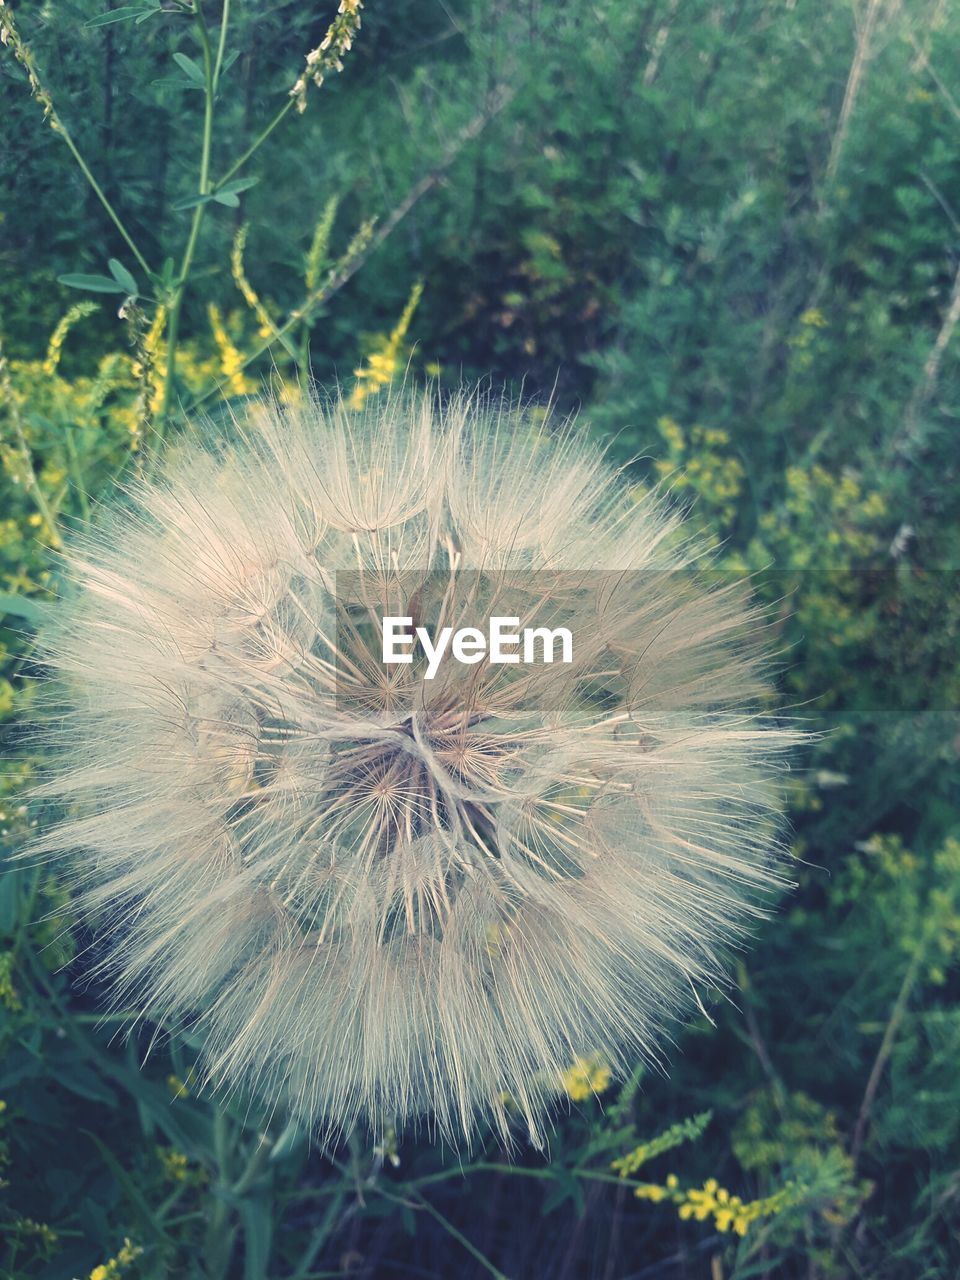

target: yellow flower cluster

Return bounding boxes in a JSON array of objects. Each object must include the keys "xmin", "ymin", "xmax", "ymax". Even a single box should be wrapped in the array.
[
  {"xmin": 654, "ymin": 416, "xmax": 745, "ymax": 530},
  {"xmin": 634, "ymin": 1173, "xmax": 803, "ymax": 1236},
  {"xmin": 745, "ymin": 463, "xmax": 886, "ymax": 571},
  {"xmin": 350, "ymin": 280, "xmax": 424, "ymax": 409},
  {"xmin": 305, "ymin": 197, "xmax": 340, "ymax": 293},
  {"xmin": 156, "ymin": 1144, "xmax": 206, "ymax": 1187},
  {"xmin": 788, "ymin": 308, "xmax": 829, "ymax": 366},
  {"xmin": 208, "ymin": 304, "xmax": 257, "ymax": 397},
  {"xmin": 0, "ymin": 950, "xmax": 21, "ymax": 1011},
  {"xmin": 561, "ymin": 1054, "xmax": 612, "ymax": 1102},
  {"xmin": 156, "ymin": 1145, "xmax": 189, "ymax": 1182},
  {"xmin": 89, "ymin": 1238, "xmax": 142, "ymax": 1280},
  {"xmin": 231, "ymin": 225, "xmax": 277, "ymax": 342},
  {"xmin": 42, "ymin": 302, "xmax": 98, "ymax": 377},
  {"xmin": 612, "ymin": 1111, "xmax": 713, "ymax": 1178},
  {"xmin": 0, "ymin": 0, "xmax": 57, "ymax": 123},
  {"xmin": 15, "ymin": 1218, "xmax": 59, "ymax": 1251},
  {"xmin": 166, "ymin": 1068, "xmax": 195, "ymax": 1100}
]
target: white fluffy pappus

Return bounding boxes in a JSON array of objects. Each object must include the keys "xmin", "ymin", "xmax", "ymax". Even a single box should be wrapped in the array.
[{"xmin": 34, "ymin": 388, "xmax": 798, "ymax": 1148}]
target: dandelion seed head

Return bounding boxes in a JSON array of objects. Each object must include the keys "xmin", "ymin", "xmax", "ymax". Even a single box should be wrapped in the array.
[{"xmin": 37, "ymin": 388, "xmax": 796, "ymax": 1147}]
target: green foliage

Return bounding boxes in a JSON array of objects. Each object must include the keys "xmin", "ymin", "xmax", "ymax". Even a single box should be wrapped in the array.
[{"xmin": 1, "ymin": 0, "xmax": 959, "ymax": 1276}]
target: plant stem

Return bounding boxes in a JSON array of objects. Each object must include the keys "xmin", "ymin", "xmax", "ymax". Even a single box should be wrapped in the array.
[
  {"xmin": 0, "ymin": 332, "xmax": 63, "ymax": 546},
  {"xmin": 63, "ymin": 427, "xmax": 90, "ymax": 521},
  {"xmin": 204, "ymin": 1106, "xmax": 235, "ymax": 1277},
  {"xmin": 403, "ymin": 1189, "xmax": 510, "ymax": 1280},
  {"xmin": 56, "ymin": 123, "xmax": 153, "ymax": 276},
  {"xmin": 157, "ymin": 0, "xmax": 223, "ymax": 434},
  {"xmin": 217, "ymin": 98, "xmax": 296, "ymax": 189},
  {"xmin": 212, "ymin": 0, "xmax": 231, "ymax": 90},
  {"xmin": 179, "ymin": 89, "xmax": 513, "ymax": 421},
  {"xmin": 0, "ymin": 5, "xmax": 151, "ymax": 276},
  {"xmin": 850, "ymin": 923, "xmax": 932, "ymax": 1169}
]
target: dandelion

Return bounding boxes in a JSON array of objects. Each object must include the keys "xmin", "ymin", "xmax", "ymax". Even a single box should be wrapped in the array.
[{"xmin": 35, "ymin": 388, "xmax": 796, "ymax": 1147}]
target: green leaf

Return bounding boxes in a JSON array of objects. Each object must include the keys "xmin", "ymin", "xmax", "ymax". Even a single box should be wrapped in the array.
[
  {"xmin": 171, "ymin": 192, "xmax": 214, "ymax": 211},
  {"xmin": 108, "ymin": 258, "xmax": 138, "ymax": 295},
  {"xmin": 542, "ymin": 1169, "xmax": 586, "ymax": 1216},
  {"xmin": 218, "ymin": 176, "xmax": 260, "ymax": 197},
  {"xmin": 173, "ymin": 51, "xmax": 206, "ymax": 86},
  {"xmin": 269, "ymin": 1116, "xmax": 307, "ymax": 1164},
  {"xmin": 152, "ymin": 75, "xmax": 204, "ymax": 91},
  {"xmin": 0, "ymin": 592, "xmax": 47, "ymax": 625},
  {"xmin": 85, "ymin": 5, "xmax": 159, "ymax": 27},
  {"xmin": 173, "ymin": 177, "xmax": 258, "ymax": 212},
  {"xmin": 81, "ymin": 1129, "xmax": 172, "ymax": 1245},
  {"xmin": 221, "ymin": 48, "xmax": 241, "ymax": 74},
  {"xmin": 58, "ymin": 273, "xmax": 128, "ymax": 294},
  {"xmin": 0, "ymin": 865, "xmax": 21, "ymax": 933},
  {"xmin": 58, "ymin": 1062, "xmax": 118, "ymax": 1107}
]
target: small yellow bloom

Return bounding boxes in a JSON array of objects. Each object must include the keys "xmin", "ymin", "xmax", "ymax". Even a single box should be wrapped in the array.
[
  {"xmin": 351, "ymin": 280, "xmax": 424, "ymax": 409},
  {"xmin": 561, "ymin": 1054, "xmax": 612, "ymax": 1102}
]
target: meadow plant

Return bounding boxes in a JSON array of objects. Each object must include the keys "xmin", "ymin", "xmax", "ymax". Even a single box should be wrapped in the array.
[{"xmin": 35, "ymin": 389, "xmax": 796, "ymax": 1146}]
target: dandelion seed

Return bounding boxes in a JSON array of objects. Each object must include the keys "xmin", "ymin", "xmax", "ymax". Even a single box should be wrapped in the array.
[{"xmin": 35, "ymin": 388, "xmax": 796, "ymax": 1147}]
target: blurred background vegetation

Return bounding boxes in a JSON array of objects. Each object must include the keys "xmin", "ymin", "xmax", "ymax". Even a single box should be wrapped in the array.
[{"xmin": 1, "ymin": 0, "xmax": 959, "ymax": 1276}]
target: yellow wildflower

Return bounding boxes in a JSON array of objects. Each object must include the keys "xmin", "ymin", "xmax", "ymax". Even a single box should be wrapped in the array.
[
  {"xmin": 43, "ymin": 302, "xmax": 98, "ymax": 376},
  {"xmin": 799, "ymin": 308, "xmax": 828, "ymax": 327},
  {"xmin": 350, "ymin": 280, "xmax": 424, "ymax": 409},
  {"xmin": 166, "ymin": 1068, "xmax": 195, "ymax": 1099},
  {"xmin": 634, "ymin": 1173, "xmax": 804, "ymax": 1237},
  {"xmin": 561, "ymin": 1054, "xmax": 612, "ymax": 1102},
  {"xmin": 208, "ymin": 304, "xmax": 256, "ymax": 396},
  {"xmin": 0, "ymin": 952, "xmax": 21, "ymax": 1011},
  {"xmin": 231, "ymin": 225, "xmax": 278, "ymax": 341},
  {"xmin": 88, "ymin": 1238, "xmax": 142, "ymax": 1280}
]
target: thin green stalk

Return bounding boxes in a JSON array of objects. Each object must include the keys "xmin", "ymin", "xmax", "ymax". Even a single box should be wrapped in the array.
[
  {"xmin": 179, "ymin": 90, "xmax": 513, "ymax": 422},
  {"xmin": 408, "ymin": 1160, "xmax": 662, "ymax": 1193},
  {"xmin": 850, "ymin": 920, "xmax": 933, "ymax": 1169},
  {"xmin": 63, "ymin": 427, "xmax": 90, "ymax": 521},
  {"xmin": 204, "ymin": 1106, "xmax": 235, "ymax": 1277},
  {"xmin": 383, "ymin": 1186, "xmax": 509, "ymax": 1280},
  {"xmin": 217, "ymin": 98, "xmax": 296, "ymax": 189},
  {"xmin": 211, "ymin": 0, "xmax": 232, "ymax": 89},
  {"xmin": 157, "ymin": 0, "xmax": 224, "ymax": 433},
  {"xmin": 54, "ymin": 124, "xmax": 153, "ymax": 277},
  {"xmin": 0, "ymin": 332, "xmax": 63, "ymax": 546},
  {"xmin": 0, "ymin": 6, "xmax": 150, "ymax": 276},
  {"xmin": 230, "ymin": 1133, "xmax": 272, "ymax": 1197}
]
